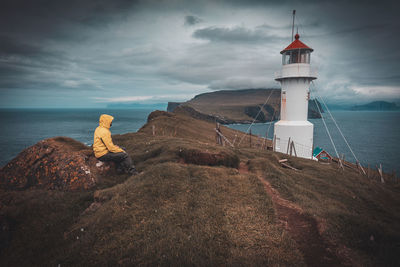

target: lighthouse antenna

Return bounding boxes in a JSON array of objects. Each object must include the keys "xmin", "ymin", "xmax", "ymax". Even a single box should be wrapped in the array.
[{"xmin": 291, "ymin": 10, "xmax": 296, "ymax": 42}]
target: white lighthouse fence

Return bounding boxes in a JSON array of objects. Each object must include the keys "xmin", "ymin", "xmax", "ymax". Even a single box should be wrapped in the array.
[
  {"xmin": 272, "ymin": 136, "xmax": 313, "ymax": 158},
  {"xmin": 274, "ymin": 65, "xmax": 318, "ymax": 80}
]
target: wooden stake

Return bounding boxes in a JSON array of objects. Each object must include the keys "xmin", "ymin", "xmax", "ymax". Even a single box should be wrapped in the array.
[
  {"xmin": 356, "ymin": 161, "xmax": 362, "ymax": 174},
  {"xmin": 249, "ymin": 129, "xmax": 252, "ymax": 148},
  {"xmin": 215, "ymin": 122, "xmax": 223, "ymax": 145},
  {"xmin": 216, "ymin": 130, "xmax": 234, "ymax": 147},
  {"xmin": 377, "ymin": 164, "xmax": 384, "ymax": 184},
  {"xmin": 356, "ymin": 161, "xmax": 367, "ymax": 176},
  {"xmin": 338, "ymin": 154, "xmax": 345, "ymax": 171},
  {"xmin": 273, "ymin": 134, "xmax": 276, "ymax": 151},
  {"xmin": 215, "ymin": 122, "xmax": 219, "ymax": 144},
  {"xmin": 232, "ymin": 134, "xmax": 238, "ymax": 146},
  {"xmin": 286, "ymin": 137, "xmax": 291, "ymax": 155},
  {"xmin": 152, "ymin": 125, "xmax": 155, "ymax": 136},
  {"xmin": 280, "ymin": 162, "xmax": 299, "ymax": 171},
  {"xmin": 291, "ymin": 141, "xmax": 297, "ymax": 157}
]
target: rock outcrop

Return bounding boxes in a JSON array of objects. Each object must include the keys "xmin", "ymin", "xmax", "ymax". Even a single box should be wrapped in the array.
[
  {"xmin": 0, "ymin": 137, "xmax": 116, "ymax": 191},
  {"xmin": 167, "ymin": 102, "xmax": 183, "ymax": 112}
]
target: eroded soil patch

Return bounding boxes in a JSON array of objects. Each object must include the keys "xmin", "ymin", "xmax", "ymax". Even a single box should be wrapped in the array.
[{"xmin": 239, "ymin": 163, "xmax": 342, "ymax": 266}]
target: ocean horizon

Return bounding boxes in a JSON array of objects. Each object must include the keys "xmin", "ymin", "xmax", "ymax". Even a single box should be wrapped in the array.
[
  {"xmin": 0, "ymin": 108, "xmax": 399, "ymax": 175},
  {"xmin": 0, "ymin": 108, "xmax": 155, "ymax": 167}
]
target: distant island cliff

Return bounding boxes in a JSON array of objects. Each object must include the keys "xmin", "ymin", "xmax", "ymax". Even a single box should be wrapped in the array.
[
  {"xmin": 351, "ymin": 101, "xmax": 399, "ymax": 111},
  {"xmin": 168, "ymin": 88, "xmax": 323, "ymax": 124}
]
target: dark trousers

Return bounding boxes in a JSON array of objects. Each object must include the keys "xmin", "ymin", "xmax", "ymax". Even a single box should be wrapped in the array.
[{"xmin": 98, "ymin": 152, "xmax": 134, "ymax": 172}]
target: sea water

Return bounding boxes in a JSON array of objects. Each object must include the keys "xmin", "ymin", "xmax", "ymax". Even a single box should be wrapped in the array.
[
  {"xmin": 0, "ymin": 108, "xmax": 153, "ymax": 167},
  {"xmin": 228, "ymin": 111, "xmax": 400, "ymax": 174},
  {"xmin": 0, "ymin": 109, "xmax": 399, "ymax": 174}
]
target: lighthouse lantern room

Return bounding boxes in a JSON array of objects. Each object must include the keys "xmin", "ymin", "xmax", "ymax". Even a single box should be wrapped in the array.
[{"xmin": 273, "ymin": 32, "xmax": 317, "ymax": 159}]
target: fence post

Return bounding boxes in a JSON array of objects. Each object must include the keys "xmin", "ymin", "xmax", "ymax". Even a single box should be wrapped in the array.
[
  {"xmin": 291, "ymin": 141, "xmax": 297, "ymax": 157},
  {"xmin": 338, "ymin": 153, "xmax": 345, "ymax": 171},
  {"xmin": 286, "ymin": 137, "xmax": 291, "ymax": 154},
  {"xmin": 273, "ymin": 134, "xmax": 276, "ymax": 151},
  {"xmin": 356, "ymin": 161, "xmax": 367, "ymax": 176},
  {"xmin": 249, "ymin": 129, "xmax": 252, "ymax": 148},
  {"xmin": 377, "ymin": 164, "xmax": 384, "ymax": 184}
]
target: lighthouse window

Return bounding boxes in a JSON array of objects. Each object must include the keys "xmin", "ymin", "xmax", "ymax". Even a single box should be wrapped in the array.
[
  {"xmin": 283, "ymin": 50, "xmax": 311, "ymax": 64},
  {"xmin": 291, "ymin": 51, "xmax": 299, "ymax": 63},
  {"xmin": 302, "ymin": 51, "xmax": 310, "ymax": 63},
  {"xmin": 300, "ymin": 52, "xmax": 308, "ymax": 63},
  {"xmin": 282, "ymin": 52, "xmax": 291, "ymax": 65}
]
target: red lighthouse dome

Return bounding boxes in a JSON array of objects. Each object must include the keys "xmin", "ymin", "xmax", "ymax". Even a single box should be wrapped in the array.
[
  {"xmin": 280, "ymin": 34, "xmax": 313, "ymax": 65},
  {"xmin": 281, "ymin": 33, "xmax": 313, "ymax": 54}
]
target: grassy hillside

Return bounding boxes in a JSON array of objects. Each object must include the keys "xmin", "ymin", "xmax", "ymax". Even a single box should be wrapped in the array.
[
  {"xmin": 0, "ymin": 111, "xmax": 399, "ymax": 266},
  {"xmin": 184, "ymin": 88, "xmax": 281, "ymax": 123}
]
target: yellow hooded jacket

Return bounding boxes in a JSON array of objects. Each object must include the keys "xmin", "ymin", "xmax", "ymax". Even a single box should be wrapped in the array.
[{"xmin": 93, "ymin": 114, "xmax": 124, "ymax": 158}]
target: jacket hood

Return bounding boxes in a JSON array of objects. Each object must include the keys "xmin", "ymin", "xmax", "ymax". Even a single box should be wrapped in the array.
[{"xmin": 99, "ymin": 114, "xmax": 114, "ymax": 129}]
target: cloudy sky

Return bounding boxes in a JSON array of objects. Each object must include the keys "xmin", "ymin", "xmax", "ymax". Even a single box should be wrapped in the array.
[{"xmin": 1, "ymin": 0, "xmax": 399, "ymax": 108}]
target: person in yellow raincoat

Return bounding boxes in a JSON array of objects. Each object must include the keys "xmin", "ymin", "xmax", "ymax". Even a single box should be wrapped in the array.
[{"xmin": 93, "ymin": 114, "xmax": 137, "ymax": 174}]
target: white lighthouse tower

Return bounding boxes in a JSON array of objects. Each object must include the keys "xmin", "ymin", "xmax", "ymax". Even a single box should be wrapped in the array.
[{"xmin": 273, "ymin": 33, "xmax": 316, "ymax": 159}]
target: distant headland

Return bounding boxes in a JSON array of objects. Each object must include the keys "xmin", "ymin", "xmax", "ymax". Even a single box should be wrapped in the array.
[
  {"xmin": 167, "ymin": 88, "xmax": 323, "ymax": 124},
  {"xmin": 351, "ymin": 101, "xmax": 400, "ymax": 111}
]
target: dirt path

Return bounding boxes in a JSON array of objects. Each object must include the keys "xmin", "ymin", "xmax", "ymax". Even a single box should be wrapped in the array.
[{"xmin": 238, "ymin": 162, "xmax": 342, "ymax": 266}]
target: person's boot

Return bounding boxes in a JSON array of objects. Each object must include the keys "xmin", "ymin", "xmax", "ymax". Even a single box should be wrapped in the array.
[{"xmin": 116, "ymin": 166, "xmax": 125, "ymax": 174}]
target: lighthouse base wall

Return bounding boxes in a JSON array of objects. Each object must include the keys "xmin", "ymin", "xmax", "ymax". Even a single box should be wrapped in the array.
[{"xmin": 274, "ymin": 120, "xmax": 314, "ymax": 159}]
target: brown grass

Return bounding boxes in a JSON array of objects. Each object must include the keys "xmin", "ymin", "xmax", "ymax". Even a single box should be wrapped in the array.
[
  {"xmin": 57, "ymin": 163, "xmax": 303, "ymax": 266},
  {"xmin": 0, "ymin": 110, "xmax": 399, "ymax": 266},
  {"xmin": 247, "ymin": 153, "xmax": 400, "ymax": 266}
]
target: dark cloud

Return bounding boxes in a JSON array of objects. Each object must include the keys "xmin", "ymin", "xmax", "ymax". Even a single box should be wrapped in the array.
[
  {"xmin": 0, "ymin": 0, "xmax": 140, "ymax": 94},
  {"xmin": 0, "ymin": 35, "xmax": 69, "ymax": 62},
  {"xmin": 309, "ymin": 24, "xmax": 389, "ymax": 38},
  {"xmin": 184, "ymin": 15, "xmax": 202, "ymax": 26},
  {"xmin": 0, "ymin": 0, "xmax": 400, "ymax": 107},
  {"xmin": 0, "ymin": 0, "xmax": 137, "ymax": 31},
  {"xmin": 193, "ymin": 26, "xmax": 280, "ymax": 43}
]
